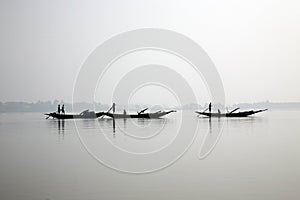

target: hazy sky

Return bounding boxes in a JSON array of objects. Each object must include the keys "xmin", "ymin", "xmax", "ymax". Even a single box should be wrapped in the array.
[{"xmin": 0, "ymin": 0, "xmax": 299, "ymax": 105}]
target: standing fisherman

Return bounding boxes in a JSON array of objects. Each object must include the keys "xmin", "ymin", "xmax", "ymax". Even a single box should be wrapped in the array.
[
  {"xmin": 112, "ymin": 103, "xmax": 116, "ymax": 113},
  {"xmin": 208, "ymin": 102, "xmax": 212, "ymax": 113},
  {"xmin": 61, "ymin": 104, "xmax": 65, "ymax": 114},
  {"xmin": 57, "ymin": 104, "xmax": 61, "ymax": 114}
]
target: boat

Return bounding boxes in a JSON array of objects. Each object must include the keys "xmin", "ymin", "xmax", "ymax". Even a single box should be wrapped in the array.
[
  {"xmin": 195, "ymin": 108, "xmax": 267, "ymax": 118},
  {"xmin": 99, "ymin": 110, "xmax": 176, "ymax": 119},
  {"xmin": 45, "ymin": 108, "xmax": 176, "ymax": 120},
  {"xmin": 45, "ymin": 110, "xmax": 103, "ymax": 119}
]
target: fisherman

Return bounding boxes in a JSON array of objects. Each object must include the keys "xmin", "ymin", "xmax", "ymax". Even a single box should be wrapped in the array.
[
  {"xmin": 61, "ymin": 104, "xmax": 65, "ymax": 114},
  {"xmin": 112, "ymin": 103, "xmax": 116, "ymax": 113},
  {"xmin": 57, "ymin": 104, "xmax": 61, "ymax": 114},
  {"xmin": 208, "ymin": 102, "xmax": 212, "ymax": 113}
]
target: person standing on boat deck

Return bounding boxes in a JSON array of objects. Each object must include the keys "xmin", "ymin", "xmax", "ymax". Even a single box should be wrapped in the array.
[
  {"xmin": 61, "ymin": 104, "xmax": 65, "ymax": 114},
  {"xmin": 112, "ymin": 103, "xmax": 116, "ymax": 113},
  {"xmin": 57, "ymin": 104, "xmax": 61, "ymax": 114},
  {"xmin": 209, "ymin": 102, "xmax": 212, "ymax": 113}
]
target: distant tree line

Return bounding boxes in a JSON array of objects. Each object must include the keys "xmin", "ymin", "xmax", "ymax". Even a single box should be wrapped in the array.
[
  {"xmin": 0, "ymin": 101, "xmax": 110, "ymax": 113},
  {"xmin": 0, "ymin": 100, "xmax": 300, "ymax": 113}
]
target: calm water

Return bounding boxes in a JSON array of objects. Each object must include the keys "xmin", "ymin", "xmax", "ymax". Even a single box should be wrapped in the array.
[{"xmin": 0, "ymin": 111, "xmax": 299, "ymax": 200}]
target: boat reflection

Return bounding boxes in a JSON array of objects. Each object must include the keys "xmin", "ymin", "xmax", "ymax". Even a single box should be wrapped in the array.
[
  {"xmin": 198, "ymin": 116, "xmax": 266, "ymax": 159},
  {"xmin": 96, "ymin": 117, "xmax": 169, "ymax": 139},
  {"xmin": 58, "ymin": 119, "xmax": 65, "ymax": 135}
]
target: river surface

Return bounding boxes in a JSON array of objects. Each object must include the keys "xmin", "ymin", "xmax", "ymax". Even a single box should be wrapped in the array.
[{"xmin": 0, "ymin": 111, "xmax": 299, "ymax": 200}]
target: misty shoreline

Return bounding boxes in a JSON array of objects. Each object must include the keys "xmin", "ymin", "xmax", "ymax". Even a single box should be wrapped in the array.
[{"xmin": 1, "ymin": 101, "xmax": 300, "ymax": 113}]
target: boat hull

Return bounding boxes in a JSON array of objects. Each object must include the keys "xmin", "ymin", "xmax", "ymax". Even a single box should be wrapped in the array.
[
  {"xmin": 100, "ymin": 111, "xmax": 176, "ymax": 119},
  {"xmin": 45, "ymin": 110, "xmax": 176, "ymax": 119},
  {"xmin": 195, "ymin": 109, "xmax": 267, "ymax": 118},
  {"xmin": 45, "ymin": 112, "xmax": 103, "ymax": 119}
]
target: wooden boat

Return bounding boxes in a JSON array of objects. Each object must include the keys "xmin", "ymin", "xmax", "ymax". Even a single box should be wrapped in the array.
[
  {"xmin": 99, "ymin": 110, "xmax": 176, "ymax": 119},
  {"xmin": 45, "ymin": 110, "xmax": 103, "ymax": 119},
  {"xmin": 195, "ymin": 108, "xmax": 267, "ymax": 118},
  {"xmin": 45, "ymin": 109, "xmax": 176, "ymax": 119}
]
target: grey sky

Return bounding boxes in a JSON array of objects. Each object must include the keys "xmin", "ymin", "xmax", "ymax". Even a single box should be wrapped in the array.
[{"xmin": 0, "ymin": 0, "xmax": 299, "ymax": 104}]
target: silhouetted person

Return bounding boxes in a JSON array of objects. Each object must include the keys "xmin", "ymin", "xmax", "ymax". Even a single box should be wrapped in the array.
[
  {"xmin": 112, "ymin": 103, "xmax": 116, "ymax": 113},
  {"xmin": 208, "ymin": 102, "xmax": 212, "ymax": 113},
  {"xmin": 218, "ymin": 109, "xmax": 221, "ymax": 114},
  {"xmin": 61, "ymin": 104, "xmax": 65, "ymax": 114},
  {"xmin": 123, "ymin": 109, "xmax": 127, "ymax": 115},
  {"xmin": 57, "ymin": 104, "xmax": 61, "ymax": 114}
]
